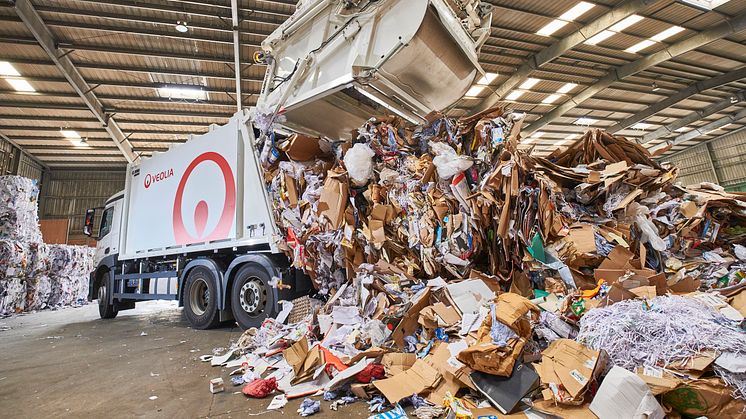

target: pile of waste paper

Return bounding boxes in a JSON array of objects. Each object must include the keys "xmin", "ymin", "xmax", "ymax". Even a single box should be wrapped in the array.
[
  {"xmin": 0, "ymin": 176, "xmax": 94, "ymax": 316},
  {"xmin": 201, "ymin": 108, "xmax": 746, "ymax": 418}
]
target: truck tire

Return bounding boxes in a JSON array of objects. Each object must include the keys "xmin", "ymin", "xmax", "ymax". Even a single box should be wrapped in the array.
[
  {"xmin": 183, "ymin": 266, "xmax": 221, "ymax": 330},
  {"xmin": 98, "ymin": 272, "xmax": 119, "ymax": 319},
  {"xmin": 231, "ymin": 263, "xmax": 278, "ymax": 330}
]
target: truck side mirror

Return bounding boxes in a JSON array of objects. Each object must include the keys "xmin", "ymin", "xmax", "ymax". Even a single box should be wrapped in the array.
[{"xmin": 83, "ymin": 208, "xmax": 96, "ymax": 237}]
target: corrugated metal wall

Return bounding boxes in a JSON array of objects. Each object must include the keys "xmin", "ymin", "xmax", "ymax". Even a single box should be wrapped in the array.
[
  {"xmin": 17, "ymin": 154, "xmax": 43, "ymax": 182},
  {"xmin": 39, "ymin": 170, "xmax": 126, "ymax": 244},
  {"xmin": 0, "ymin": 136, "xmax": 18, "ymax": 176},
  {"xmin": 664, "ymin": 128, "xmax": 746, "ymax": 191}
]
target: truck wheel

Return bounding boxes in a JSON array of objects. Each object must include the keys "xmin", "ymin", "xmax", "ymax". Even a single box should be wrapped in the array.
[
  {"xmin": 184, "ymin": 267, "xmax": 221, "ymax": 330},
  {"xmin": 231, "ymin": 264, "xmax": 278, "ymax": 330},
  {"xmin": 98, "ymin": 272, "xmax": 119, "ymax": 319}
]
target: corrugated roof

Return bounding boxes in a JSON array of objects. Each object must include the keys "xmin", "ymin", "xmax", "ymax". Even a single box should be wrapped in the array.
[{"xmin": 0, "ymin": 0, "xmax": 745, "ymax": 168}]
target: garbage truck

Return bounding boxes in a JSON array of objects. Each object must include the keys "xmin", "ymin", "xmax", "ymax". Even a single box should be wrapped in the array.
[{"xmin": 83, "ymin": 0, "xmax": 493, "ymax": 330}]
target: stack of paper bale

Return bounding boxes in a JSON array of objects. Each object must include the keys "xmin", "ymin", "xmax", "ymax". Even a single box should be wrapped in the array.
[
  {"xmin": 0, "ymin": 175, "xmax": 94, "ymax": 316},
  {"xmin": 201, "ymin": 107, "xmax": 746, "ymax": 419},
  {"xmin": 48, "ymin": 244, "xmax": 93, "ymax": 307}
]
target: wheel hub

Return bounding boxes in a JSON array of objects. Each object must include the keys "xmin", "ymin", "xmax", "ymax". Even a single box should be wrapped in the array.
[
  {"xmin": 239, "ymin": 278, "xmax": 266, "ymax": 315},
  {"xmin": 189, "ymin": 278, "xmax": 209, "ymax": 316},
  {"xmin": 98, "ymin": 284, "xmax": 106, "ymax": 306}
]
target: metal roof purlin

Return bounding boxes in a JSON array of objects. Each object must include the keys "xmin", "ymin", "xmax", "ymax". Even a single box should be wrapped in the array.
[
  {"xmin": 12, "ymin": 0, "xmax": 138, "ymax": 164},
  {"xmin": 473, "ymin": 0, "xmax": 659, "ymax": 113},
  {"xmin": 522, "ymin": 11, "xmax": 746, "ymax": 136}
]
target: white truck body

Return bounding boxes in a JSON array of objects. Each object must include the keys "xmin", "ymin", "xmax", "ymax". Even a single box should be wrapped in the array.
[{"xmin": 117, "ymin": 111, "xmax": 278, "ymax": 261}]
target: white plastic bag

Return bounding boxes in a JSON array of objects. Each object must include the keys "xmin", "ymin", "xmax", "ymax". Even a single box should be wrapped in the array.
[
  {"xmin": 431, "ymin": 142, "xmax": 473, "ymax": 179},
  {"xmin": 343, "ymin": 143, "xmax": 375, "ymax": 186}
]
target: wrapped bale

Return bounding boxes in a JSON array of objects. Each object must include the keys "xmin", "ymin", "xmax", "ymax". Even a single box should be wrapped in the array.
[
  {"xmin": 0, "ymin": 175, "xmax": 42, "ymax": 243},
  {"xmin": 25, "ymin": 242, "xmax": 51, "ymax": 311}
]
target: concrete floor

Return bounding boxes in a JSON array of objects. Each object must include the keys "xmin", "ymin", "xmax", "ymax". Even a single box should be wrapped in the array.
[{"xmin": 0, "ymin": 302, "xmax": 371, "ymax": 418}]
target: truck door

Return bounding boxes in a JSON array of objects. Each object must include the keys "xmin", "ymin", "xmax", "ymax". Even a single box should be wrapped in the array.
[{"xmin": 95, "ymin": 205, "xmax": 115, "ymax": 263}]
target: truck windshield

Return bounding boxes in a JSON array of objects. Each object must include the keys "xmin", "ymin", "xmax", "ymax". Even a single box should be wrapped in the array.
[{"xmin": 99, "ymin": 207, "xmax": 114, "ymax": 238}]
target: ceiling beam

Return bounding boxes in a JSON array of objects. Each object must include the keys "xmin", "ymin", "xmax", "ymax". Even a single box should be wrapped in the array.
[
  {"xmin": 231, "ymin": 0, "xmax": 242, "ymax": 112},
  {"xmin": 0, "ymin": 126, "xmax": 207, "ymax": 135},
  {"xmin": 0, "ymin": 90, "xmax": 240, "ymax": 106},
  {"xmin": 0, "ymin": 102, "xmax": 233, "ymax": 118},
  {"xmin": 0, "ymin": 74, "xmax": 261, "ymax": 93},
  {"xmin": 661, "ymin": 125, "xmax": 746, "ymax": 159},
  {"xmin": 607, "ymin": 66, "xmax": 746, "ymax": 133},
  {"xmin": 12, "ymin": 0, "xmax": 137, "ymax": 163},
  {"xmin": 649, "ymin": 108, "xmax": 746, "ymax": 154},
  {"xmin": 641, "ymin": 93, "xmax": 745, "ymax": 143},
  {"xmin": 474, "ymin": 0, "xmax": 659, "ymax": 112},
  {"xmin": 0, "ymin": 114, "xmax": 223, "ymax": 126},
  {"xmin": 522, "ymin": 11, "xmax": 746, "ymax": 136}
]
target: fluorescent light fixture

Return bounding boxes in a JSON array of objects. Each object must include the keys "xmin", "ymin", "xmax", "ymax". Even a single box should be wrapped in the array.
[
  {"xmin": 585, "ymin": 30, "xmax": 615, "ymax": 45},
  {"xmin": 175, "ymin": 21, "xmax": 188, "ymax": 33},
  {"xmin": 157, "ymin": 85, "xmax": 206, "ymax": 100},
  {"xmin": 625, "ymin": 39, "xmax": 656, "ymax": 53},
  {"xmin": 675, "ymin": 126, "xmax": 692, "ymax": 132},
  {"xmin": 585, "ymin": 15, "xmax": 644, "ymax": 45},
  {"xmin": 679, "ymin": 0, "xmax": 731, "ymax": 10},
  {"xmin": 537, "ymin": 19, "xmax": 569, "ymax": 37},
  {"xmin": 574, "ymin": 117, "xmax": 599, "ymax": 125},
  {"xmin": 60, "ymin": 130, "xmax": 81, "ymax": 139},
  {"xmin": 610, "ymin": 15, "xmax": 644, "ymax": 32},
  {"xmin": 465, "ymin": 85, "xmax": 486, "ymax": 97},
  {"xmin": 539, "ymin": 2, "xmax": 595, "ymax": 36},
  {"xmin": 632, "ymin": 122, "xmax": 653, "ymax": 130},
  {"xmin": 542, "ymin": 94, "xmax": 561, "ymax": 104},
  {"xmin": 651, "ymin": 26, "xmax": 685, "ymax": 42},
  {"xmin": 519, "ymin": 78, "xmax": 540, "ymax": 90},
  {"xmin": 0, "ymin": 61, "xmax": 20, "ymax": 76},
  {"xmin": 557, "ymin": 83, "xmax": 577, "ymax": 94},
  {"xmin": 476, "ymin": 72, "xmax": 499, "ymax": 85},
  {"xmin": 7, "ymin": 79, "xmax": 35, "ymax": 92},
  {"xmin": 560, "ymin": 2, "xmax": 595, "ymax": 21},
  {"xmin": 565, "ymin": 134, "xmax": 580, "ymax": 140},
  {"xmin": 505, "ymin": 90, "xmax": 525, "ymax": 101},
  {"xmin": 555, "ymin": 139, "xmax": 570, "ymax": 147}
]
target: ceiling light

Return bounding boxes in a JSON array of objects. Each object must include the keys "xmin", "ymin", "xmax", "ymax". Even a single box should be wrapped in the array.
[
  {"xmin": 679, "ymin": 0, "xmax": 731, "ymax": 10},
  {"xmin": 505, "ymin": 90, "xmax": 525, "ymax": 101},
  {"xmin": 7, "ymin": 79, "xmax": 35, "ymax": 92},
  {"xmin": 157, "ymin": 85, "xmax": 206, "ymax": 100},
  {"xmin": 557, "ymin": 83, "xmax": 577, "ymax": 94},
  {"xmin": 0, "ymin": 61, "xmax": 20, "ymax": 76},
  {"xmin": 651, "ymin": 82, "xmax": 660, "ymax": 91},
  {"xmin": 476, "ymin": 72, "xmax": 499, "ymax": 85},
  {"xmin": 60, "ymin": 130, "xmax": 81, "ymax": 139},
  {"xmin": 542, "ymin": 94, "xmax": 561, "ymax": 104},
  {"xmin": 533, "ymin": 132, "xmax": 546, "ymax": 138},
  {"xmin": 610, "ymin": 15, "xmax": 644, "ymax": 32},
  {"xmin": 574, "ymin": 117, "xmax": 598, "ymax": 125},
  {"xmin": 632, "ymin": 122, "xmax": 653, "ymax": 130},
  {"xmin": 555, "ymin": 139, "xmax": 570, "ymax": 147},
  {"xmin": 537, "ymin": 20, "xmax": 569, "ymax": 37},
  {"xmin": 559, "ymin": 2, "xmax": 595, "ymax": 21},
  {"xmin": 519, "ymin": 78, "xmax": 540, "ymax": 90},
  {"xmin": 175, "ymin": 21, "xmax": 188, "ymax": 33},
  {"xmin": 651, "ymin": 26, "xmax": 685, "ymax": 42},
  {"xmin": 626, "ymin": 39, "xmax": 656, "ymax": 53},
  {"xmin": 730, "ymin": 96, "xmax": 739, "ymax": 104},
  {"xmin": 465, "ymin": 85, "xmax": 486, "ymax": 97},
  {"xmin": 675, "ymin": 127, "xmax": 692, "ymax": 132},
  {"xmin": 585, "ymin": 30, "xmax": 615, "ymax": 45}
]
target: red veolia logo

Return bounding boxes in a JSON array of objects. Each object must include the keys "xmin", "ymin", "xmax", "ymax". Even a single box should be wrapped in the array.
[
  {"xmin": 144, "ymin": 168, "xmax": 174, "ymax": 189},
  {"xmin": 172, "ymin": 152, "xmax": 236, "ymax": 244}
]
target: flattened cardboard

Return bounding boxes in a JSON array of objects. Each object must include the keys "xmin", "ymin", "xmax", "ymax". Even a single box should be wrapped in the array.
[
  {"xmin": 535, "ymin": 339, "xmax": 606, "ymax": 403},
  {"xmin": 284, "ymin": 337, "xmax": 324, "ymax": 384},
  {"xmin": 284, "ymin": 134, "xmax": 326, "ymax": 162},
  {"xmin": 318, "ymin": 170, "xmax": 348, "ymax": 229},
  {"xmin": 391, "ymin": 288, "xmax": 431, "ymax": 348},
  {"xmin": 446, "ymin": 279, "xmax": 496, "ymax": 315},
  {"xmin": 567, "ymin": 224, "xmax": 596, "ymax": 254},
  {"xmin": 382, "ymin": 353, "xmax": 416, "ymax": 376},
  {"xmin": 373, "ymin": 359, "xmax": 441, "ymax": 403},
  {"xmin": 432, "ymin": 302, "xmax": 461, "ymax": 326}
]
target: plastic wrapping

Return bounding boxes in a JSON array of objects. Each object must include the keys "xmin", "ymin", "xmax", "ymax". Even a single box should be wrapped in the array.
[
  {"xmin": 344, "ymin": 143, "xmax": 376, "ymax": 186},
  {"xmin": 0, "ymin": 176, "xmax": 42, "ymax": 243}
]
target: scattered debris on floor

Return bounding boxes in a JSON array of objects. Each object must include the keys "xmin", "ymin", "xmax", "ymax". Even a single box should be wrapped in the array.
[
  {"xmin": 199, "ymin": 107, "xmax": 746, "ymax": 418},
  {"xmin": 0, "ymin": 176, "xmax": 94, "ymax": 317}
]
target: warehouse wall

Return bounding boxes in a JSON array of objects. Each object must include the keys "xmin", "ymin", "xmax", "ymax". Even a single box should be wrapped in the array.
[
  {"xmin": 664, "ymin": 128, "xmax": 746, "ymax": 191},
  {"xmin": 39, "ymin": 170, "xmax": 126, "ymax": 245},
  {"xmin": 0, "ymin": 136, "xmax": 43, "ymax": 182}
]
